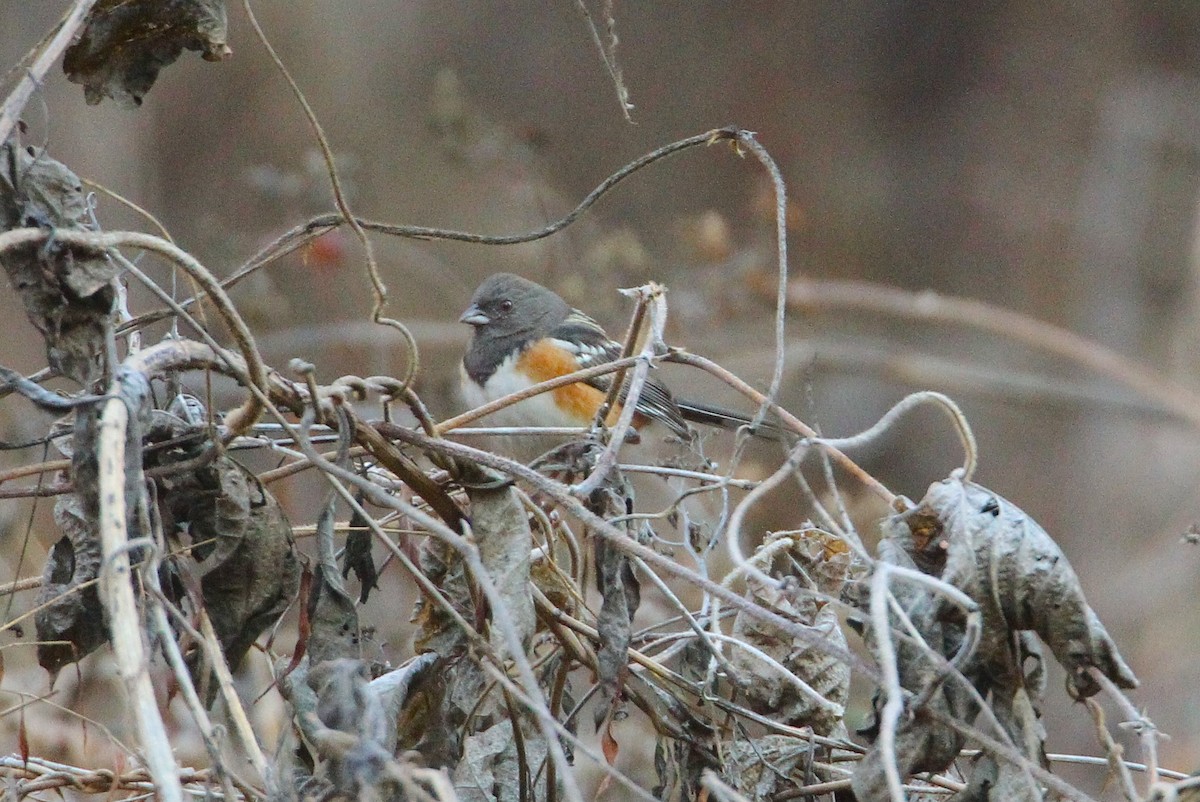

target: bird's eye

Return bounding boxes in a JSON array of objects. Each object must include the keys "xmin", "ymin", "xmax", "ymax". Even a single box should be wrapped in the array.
[{"xmin": 499, "ymin": 299, "xmax": 514, "ymax": 313}]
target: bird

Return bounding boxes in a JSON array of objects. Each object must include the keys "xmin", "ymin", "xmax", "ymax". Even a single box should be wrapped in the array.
[{"xmin": 458, "ymin": 273, "xmax": 776, "ymax": 456}]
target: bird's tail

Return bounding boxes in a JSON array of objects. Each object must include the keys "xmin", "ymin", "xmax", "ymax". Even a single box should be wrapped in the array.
[{"xmin": 675, "ymin": 399, "xmax": 784, "ymax": 440}]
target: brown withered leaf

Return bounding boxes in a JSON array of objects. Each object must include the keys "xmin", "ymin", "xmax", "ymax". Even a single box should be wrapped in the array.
[
  {"xmin": 454, "ymin": 719, "xmax": 548, "ymax": 802},
  {"xmin": 854, "ymin": 478, "xmax": 1135, "ymax": 800},
  {"xmin": 0, "ymin": 143, "xmax": 115, "ymax": 384},
  {"xmin": 37, "ymin": 371, "xmax": 153, "ymax": 675},
  {"xmin": 278, "ymin": 658, "xmax": 403, "ymax": 801},
  {"xmin": 151, "ymin": 410, "xmax": 299, "ymax": 674},
  {"xmin": 851, "ymin": 539, "xmax": 979, "ymax": 800},
  {"xmin": 729, "ymin": 530, "xmax": 854, "ymax": 735},
  {"xmin": 304, "ymin": 503, "xmax": 363, "ymax": 666},
  {"xmin": 409, "ymin": 467, "xmax": 539, "ymax": 770},
  {"xmin": 63, "ymin": 0, "xmax": 231, "ymax": 107},
  {"xmin": 890, "ymin": 477, "xmax": 1137, "ymax": 699},
  {"xmin": 731, "ymin": 579, "xmax": 849, "ymax": 735},
  {"xmin": 36, "ymin": 495, "xmax": 106, "ymax": 675},
  {"xmin": 580, "ymin": 454, "xmax": 642, "ymax": 729},
  {"xmin": 722, "ymin": 735, "xmax": 816, "ymax": 800},
  {"xmin": 341, "ymin": 500, "xmax": 378, "ymax": 604}
]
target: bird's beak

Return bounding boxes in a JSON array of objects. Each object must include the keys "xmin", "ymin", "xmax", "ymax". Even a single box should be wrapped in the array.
[{"xmin": 459, "ymin": 304, "xmax": 490, "ymax": 326}]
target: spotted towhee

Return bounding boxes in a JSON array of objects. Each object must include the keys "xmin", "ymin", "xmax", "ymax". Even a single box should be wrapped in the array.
[{"xmin": 459, "ymin": 273, "xmax": 773, "ymax": 450}]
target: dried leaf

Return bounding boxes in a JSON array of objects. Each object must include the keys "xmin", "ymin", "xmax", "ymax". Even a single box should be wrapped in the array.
[
  {"xmin": 595, "ymin": 716, "xmax": 621, "ymax": 797},
  {"xmin": 341, "ymin": 500, "xmax": 378, "ymax": 604},
  {"xmin": 63, "ymin": 0, "xmax": 231, "ymax": 107},
  {"xmin": 280, "ymin": 658, "xmax": 402, "ymax": 801},
  {"xmin": 722, "ymin": 735, "xmax": 814, "ymax": 800},
  {"xmin": 850, "ymin": 539, "xmax": 978, "ymax": 799},
  {"xmin": 410, "ymin": 469, "xmax": 539, "ymax": 771},
  {"xmin": 453, "ymin": 719, "xmax": 548, "ymax": 802},
  {"xmin": 369, "ymin": 652, "xmax": 441, "ymax": 750},
  {"xmin": 853, "ymin": 477, "xmax": 1134, "ymax": 799},
  {"xmin": 583, "ymin": 460, "xmax": 641, "ymax": 729},
  {"xmin": 469, "ymin": 478, "xmax": 536, "ymax": 655},
  {"xmin": 36, "ymin": 497, "xmax": 106, "ymax": 674},
  {"xmin": 37, "ymin": 375, "xmax": 152, "ymax": 675},
  {"xmin": 729, "ymin": 531, "xmax": 854, "ymax": 735},
  {"xmin": 279, "ymin": 565, "xmax": 314, "ymax": 683},
  {"xmin": 636, "ymin": 672, "xmax": 717, "ymax": 800},
  {"xmin": 303, "ymin": 565, "xmax": 361, "ymax": 671},
  {"xmin": 411, "ymin": 531, "xmax": 472, "ymax": 655},
  {"xmin": 0, "ymin": 143, "xmax": 115, "ymax": 384},
  {"xmin": 593, "ymin": 531, "xmax": 638, "ymax": 727},
  {"xmin": 892, "ymin": 477, "xmax": 1138, "ymax": 698},
  {"xmin": 154, "ymin": 422, "xmax": 300, "ymax": 673},
  {"xmin": 308, "ymin": 659, "xmax": 388, "ymax": 746}
]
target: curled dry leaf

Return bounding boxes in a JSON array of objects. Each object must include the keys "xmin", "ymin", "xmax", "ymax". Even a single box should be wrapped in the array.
[
  {"xmin": 854, "ymin": 477, "xmax": 1138, "ymax": 800},
  {"xmin": 722, "ymin": 735, "xmax": 818, "ymax": 800},
  {"xmin": 890, "ymin": 477, "xmax": 1138, "ymax": 699},
  {"xmin": 63, "ymin": 0, "xmax": 231, "ymax": 107},
  {"xmin": 851, "ymin": 539, "xmax": 979, "ymax": 801},
  {"xmin": 582, "ymin": 458, "xmax": 643, "ymax": 729},
  {"xmin": 454, "ymin": 719, "xmax": 549, "ymax": 802},
  {"xmin": 729, "ymin": 530, "xmax": 853, "ymax": 736},
  {"xmin": 0, "ymin": 143, "xmax": 115, "ymax": 384},
  {"xmin": 279, "ymin": 658, "xmax": 403, "ymax": 801},
  {"xmin": 149, "ymin": 409, "xmax": 299, "ymax": 674},
  {"xmin": 36, "ymin": 494, "xmax": 106, "ymax": 675},
  {"xmin": 409, "ymin": 468, "xmax": 539, "ymax": 769},
  {"xmin": 304, "ymin": 498, "xmax": 365, "ymax": 666},
  {"xmin": 341, "ymin": 500, "xmax": 379, "ymax": 604},
  {"xmin": 37, "ymin": 371, "xmax": 152, "ymax": 675}
]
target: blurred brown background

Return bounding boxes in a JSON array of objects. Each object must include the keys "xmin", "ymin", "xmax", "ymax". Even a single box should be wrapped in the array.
[{"xmin": 2, "ymin": 0, "xmax": 1199, "ymax": 786}]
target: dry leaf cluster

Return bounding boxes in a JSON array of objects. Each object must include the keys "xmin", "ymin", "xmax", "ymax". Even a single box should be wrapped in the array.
[{"xmin": 0, "ymin": 4, "xmax": 1188, "ymax": 802}]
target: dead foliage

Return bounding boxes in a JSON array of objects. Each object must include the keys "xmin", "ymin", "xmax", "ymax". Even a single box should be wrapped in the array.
[{"xmin": 0, "ymin": 4, "xmax": 1182, "ymax": 802}]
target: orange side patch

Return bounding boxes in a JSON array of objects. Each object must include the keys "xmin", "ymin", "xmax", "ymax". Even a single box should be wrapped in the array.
[{"xmin": 518, "ymin": 340, "xmax": 616, "ymax": 424}]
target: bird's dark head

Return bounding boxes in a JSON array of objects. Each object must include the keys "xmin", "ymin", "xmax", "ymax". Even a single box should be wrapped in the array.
[{"xmin": 459, "ymin": 273, "xmax": 570, "ymax": 338}]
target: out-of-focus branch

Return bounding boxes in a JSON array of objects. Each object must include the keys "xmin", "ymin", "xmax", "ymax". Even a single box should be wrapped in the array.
[{"xmin": 774, "ymin": 275, "xmax": 1200, "ymax": 431}]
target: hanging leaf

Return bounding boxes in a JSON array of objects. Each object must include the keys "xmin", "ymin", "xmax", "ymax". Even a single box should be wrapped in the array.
[
  {"xmin": 582, "ymin": 454, "xmax": 641, "ymax": 730},
  {"xmin": 851, "ymin": 539, "xmax": 979, "ymax": 800},
  {"xmin": 37, "ymin": 373, "xmax": 152, "ymax": 675},
  {"xmin": 853, "ymin": 477, "xmax": 1138, "ymax": 799},
  {"xmin": 0, "ymin": 143, "xmax": 115, "ymax": 384},
  {"xmin": 722, "ymin": 735, "xmax": 815, "ymax": 800},
  {"xmin": 889, "ymin": 477, "xmax": 1138, "ymax": 699},
  {"xmin": 36, "ymin": 496, "xmax": 106, "ymax": 675},
  {"xmin": 341, "ymin": 497, "xmax": 378, "ymax": 604},
  {"xmin": 63, "ymin": 0, "xmax": 231, "ymax": 107},
  {"xmin": 150, "ymin": 409, "xmax": 300, "ymax": 674}
]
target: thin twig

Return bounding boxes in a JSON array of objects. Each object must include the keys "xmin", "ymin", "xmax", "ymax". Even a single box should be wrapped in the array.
[
  {"xmin": 732, "ymin": 131, "xmax": 791, "ymax": 428},
  {"xmin": 240, "ymin": 0, "xmax": 420, "ymax": 389},
  {"xmin": 667, "ymin": 351, "xmax": 897, "ymax": 505},
  {"xmin": 816, "ymin": 391, "xmax": 978, "ymax": 483},
  {"xmin": 1085, "ymin": 697, "xmax": 1140, "ymax": 802},
  {"xmin": 120, "ymin": 128, "xmax": 744, "ymax": 334},
  {"xmin": 869, "ymin": 564, "xmax": 907, "ymax": 802},
  {"xmin": 198, "ymin": 611, "xmax": 271, "ymax": 782},
  {"xmin": 1090, "ymin": 667, "xmax": 1161, "ymax": 790},
  {"xmin": 573, "ymin": 0, "xmax": 634, "ymax": 122}
]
